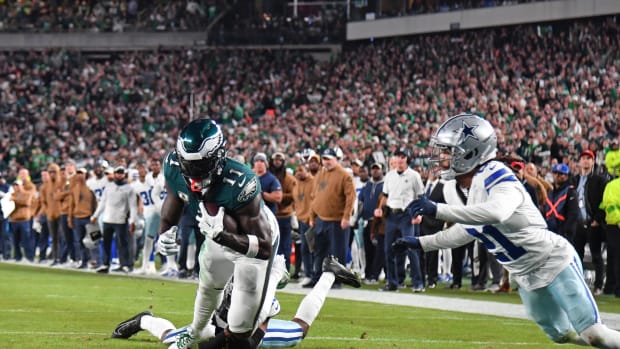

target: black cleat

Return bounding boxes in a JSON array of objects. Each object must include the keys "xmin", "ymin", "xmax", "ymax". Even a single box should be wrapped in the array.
[
  {"xmin": 322, "ymin": 256, "xmax": 361, "ymax": 288},
  {"xmin": 112, "ymin": 311, "xmax": 153, "ymax": 339}
]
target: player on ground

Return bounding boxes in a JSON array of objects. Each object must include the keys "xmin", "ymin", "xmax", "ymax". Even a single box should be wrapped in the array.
[
  {"xmin": 394, "ymin": 113, "xmax": 620, "ymax": 347},
  {"xmin": 156, "ymin": 118, "xmax": 279, "ymax": 349},
  {"xmin": 112, "ymin": 255, "xmax": 361, "ymax": 349}
]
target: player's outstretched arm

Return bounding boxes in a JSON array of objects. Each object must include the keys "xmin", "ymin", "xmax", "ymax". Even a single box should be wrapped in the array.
[{"xmin": 211, "ymin": 195, "xmax": 273, "ymax": 260}]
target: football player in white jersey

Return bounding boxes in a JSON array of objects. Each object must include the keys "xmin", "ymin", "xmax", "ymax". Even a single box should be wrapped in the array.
[
  {"xmin": 86, "ymin": 161, "xmax": 109, "ymax": 203},
  {"xmin": 112, "ymin": 255, "xmax": 361, "ymax": 349},
  {"xmin": 85, "ymin": 161, "xmax": 110, "ymax": 267},
  {"xmin": 394, "ymin": 113, "xmax": 620, "ymax": 347},
  {"xmin": 131, "ymin": 162, "xmax": 161, "ymax": 274}
]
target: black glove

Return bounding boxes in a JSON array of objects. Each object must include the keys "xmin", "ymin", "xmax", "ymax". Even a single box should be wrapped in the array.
[
  {"xmin": 392, "ymin": 236, "xmax": 421, "ymax": 254},
  {"xmin": 406, "ymin": 197, "xmax": 438, "ymax": 218}
]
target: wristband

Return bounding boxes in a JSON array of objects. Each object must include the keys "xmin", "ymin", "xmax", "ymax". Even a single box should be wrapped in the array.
[{"xmin": 246, "ymin": 235, "xmax": 259, "ymax": 258}]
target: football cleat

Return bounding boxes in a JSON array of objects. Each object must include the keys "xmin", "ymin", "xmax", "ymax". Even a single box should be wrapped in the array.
[
  {"xmin": 322, "ymin": 256, "xmax": 361, "ymax": 288},
  {"xmin": 111, "ymin": 310, "xmax": 153, "ymax": 339}
]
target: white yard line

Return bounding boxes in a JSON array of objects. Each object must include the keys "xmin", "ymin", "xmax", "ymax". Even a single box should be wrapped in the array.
[{"xmin": 281, "ymin": 282, "xmax": 620, "ymax": 330}]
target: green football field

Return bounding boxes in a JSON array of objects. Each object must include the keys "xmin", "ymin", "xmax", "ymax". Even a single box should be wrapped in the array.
[{"xmin": 0, "ymin": 262, "xmax": 615, "ymax": 349}]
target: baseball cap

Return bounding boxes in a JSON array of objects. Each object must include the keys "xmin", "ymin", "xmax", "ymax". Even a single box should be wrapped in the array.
[
  {"xmin": 253, "ymin": 152, "xmax": 268, "ymax": 163},
  {"xmin": 510, "ymin": 161, "xmax": 524, "ymax": 171},
  {"xmin": 104, "ymin": 167, "xmax": 114, "ymax": 175},
  {"xmin": 271, "ymin": 152, "xmax": 286, "ymax": 160},
  {"xmin": 321, "ymin": 148, "xmax": 338, "ymax": 159},
  {"xmin": 580, "ymin": 150, "xmax": 595, "ymax": 159},
  {"xmin": 114, "ymin": 166, "xmax": 126, "ymax": 174},
  {"xmin": 371, "ymin": 163, "xmax": 383, "ymax": 170},
  {"xmin": 13, "ymin": 179, "xmax": 23, "ymax": 186},
  {"xmin": 552, "ymin": 163, "xmax": 570, "ymax": 175},
  {"xmin": 77, "ymin": 168, "xmax": 88, "ymax": 174},
  {"xmin": 352, "ymin": 159, "xmax": 363, "ymax": 167}
]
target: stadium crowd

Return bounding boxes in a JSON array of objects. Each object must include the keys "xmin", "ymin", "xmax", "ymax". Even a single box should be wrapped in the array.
[
  {"xmin": 0, "ymin": 15, "xmax": 619, "ymax": 297},
  {"xmin": 0, "ymin": 0, "xmax": 218, "ymax": 32}
]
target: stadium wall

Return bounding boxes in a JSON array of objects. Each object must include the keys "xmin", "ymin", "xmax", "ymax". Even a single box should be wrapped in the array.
[{"xmin": 347, "ymin": 0, "xmax": 620, "ymax": 40}]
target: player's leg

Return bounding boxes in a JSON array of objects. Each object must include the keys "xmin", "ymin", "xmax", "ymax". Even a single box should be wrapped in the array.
[
  {"xmin": 226, "ymin": 208, "xmax": 280, "ymax": 346},
  {"xmin": 290, "ymin": 256, "xmax": 361, "ymax": 341},
  {"xmin": 136, "ymin": 213, "xmax": 158, "ymax": 274},
  {"xmin": 194, "ymin": 240, "xmax": 235, "ymax": 329},
  {"xmin": 518, "ymin": 282, "xmax": 582, "ymax": 344},
  {"xmin": 549, "ymin": 259, "xmax": 620, "ymax": 347}
]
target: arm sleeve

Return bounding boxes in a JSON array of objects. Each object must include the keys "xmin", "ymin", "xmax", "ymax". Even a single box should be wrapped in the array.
[
  {"xmin": 419, "ymin": 223, "xmax": 475, "ymax": 251},
  {"xmin": 436, "ymin": 183, "xmax": 524, "ymax": 225}
]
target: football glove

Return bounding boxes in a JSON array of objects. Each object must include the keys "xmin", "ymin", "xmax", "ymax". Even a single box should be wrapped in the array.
[
  {"xmin": 406, "ymin": 197, "xmax": 438, "ymax": 218},
  {"xmin": 157, "ymin": 226, "xmax": 179, "ymax": 256},
  {"xmin": 197, "ymin": 203, "xmax": 224, "ymax": 241},
  {"xmin": 392, "ymin": 236, "xmax": 421, "ymax": 254}
]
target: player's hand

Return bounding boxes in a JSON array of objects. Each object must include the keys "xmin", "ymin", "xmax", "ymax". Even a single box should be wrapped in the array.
[
  {"xmin": 197, "ymin": 203, "xmax": 224, "ymax": 240},
  {"xmin": 157, "ymin": 226, "xmax": 179, "ymax": 256},
  {"xmin": 407, "ymin": 197, "xmax": 438, "ymax": 218},
  {"xmin": 392, "ymin": 236, "xmax": 421, "ymax": 254}
]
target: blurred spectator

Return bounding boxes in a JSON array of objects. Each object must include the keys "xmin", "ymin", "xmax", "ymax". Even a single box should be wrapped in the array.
[
  {"xmin": 0, "ymin": 174, "xmax": 11, "ymax": 259},
  {"xmin": 601, "ymin": 176, "xmax": 620, "ymax": 296},
  {"xmin": 543, "ymin": 163, "xmax": 579, "ymax": 240},
  {"xmin": 91, "ymin": 166, "xmax": 138, "ymax": 274},
  {"xmin": 292, "ymin": 163, "xmax": 315, "ymax": 284},
  {"xmin": 252, "ymin": 152, "xmax": 282, "ymax": 215},
  {"xmin": 308, "ymin": 148, "xmax": 356, "ymax": 289},
  {"xmin": 572, "ymin": 150, "xmax": 608, "ymax": 296},
  {"xmin": 0, "ymin": 0, "xmax": 213, "ymax": 32},
  {"xmin": 69, "ymin": 167, "xmax": 96, "ymax": 269},
  {"xmin": 39, "ymin": 163, "xmax": 64, "ymax": 266},
  {"xmin": 606, "ymin": 139, "xmax": 620, "ymax": 178},
  {"xmin": 270, "ymin": 152, "xmax": 297, "ymax": 272},
  {"xmin": 357, "ymin": 162, "xmax": 384, "ymax": 284},
  {"xmin": 9, "ymin": 179, "xmax": 35, "ymax": 262},
  {"xmin": 374, "ymin": 148, "xmax": 424, "ymax": 292}
]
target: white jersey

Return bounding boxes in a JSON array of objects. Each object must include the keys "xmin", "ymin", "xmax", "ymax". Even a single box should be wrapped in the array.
[
  {"xmin": 87, "ymin": 176, "xmax": 109, "ymax": 202},
  {"xmin": 419, "ymin": 160, "xmax": 573, "ymax": 291},
  {"xmin": 147, "ymin": 171, "xmax": 166, "ymax": 212},
  {"xmin": 383, "ymin": 167, "xmax": 424, "ymax": 210},
  {"xmin": 131, "ymin": 178, "xmax": 158, "ymax": 217}
]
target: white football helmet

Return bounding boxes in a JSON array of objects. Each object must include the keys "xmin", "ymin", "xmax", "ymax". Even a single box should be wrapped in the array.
[{"xmin": 429, "ymin": 113, "xmax": 497, "ymax": 179}]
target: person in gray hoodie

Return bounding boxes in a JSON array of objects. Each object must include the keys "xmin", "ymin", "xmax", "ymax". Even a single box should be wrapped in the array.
[{"xmin": 91, "ymin": 166, "xmax": 137, "ymax": 273}]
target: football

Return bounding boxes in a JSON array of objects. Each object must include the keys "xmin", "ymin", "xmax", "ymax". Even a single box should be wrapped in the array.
[{"xmin": 204, "ymin": 202, "xmax": 239, "ymax": 234}]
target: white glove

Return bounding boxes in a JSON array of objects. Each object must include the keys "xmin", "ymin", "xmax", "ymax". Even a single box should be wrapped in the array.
[
  {"xmin": 157, "ymin": 226, "xmax": 179, "ymax": 256},
  {"xmin": 197, "ymin": 203, "xmax": 225, "ymax": 240}
]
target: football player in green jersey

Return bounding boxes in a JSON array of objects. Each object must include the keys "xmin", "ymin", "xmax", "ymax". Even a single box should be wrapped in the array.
[{"xmin": 156, "ymin": 118, "xmax": 279, "ymax": 349}]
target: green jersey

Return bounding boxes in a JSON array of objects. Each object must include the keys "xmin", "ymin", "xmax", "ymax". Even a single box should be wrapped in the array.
[{"xmin": 163, "ymin": 152, "xmax": 261, "ymax": 216}]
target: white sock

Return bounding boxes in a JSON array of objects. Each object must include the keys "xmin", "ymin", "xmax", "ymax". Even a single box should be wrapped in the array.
[
  {"xmin": 142, "ymin": 237, "xmax": 154, "ymax": 269},
  {"xmin": 140, "ymin": 315, "xmax": 175, "ymax": 341},
  {"xmin": 580, "ymin": 323, "xmax": 620, "ymax": 347},
  {"xmin": 187, "ymin": 244, "xmax": 196, "ymax": 270},
  {"xmin": 294, "ymin": 272, "xmax": 335, "ymax": 326},
  {"xmin": 167, "ymin": 254, "xmax": 178, "ymax": 270}
]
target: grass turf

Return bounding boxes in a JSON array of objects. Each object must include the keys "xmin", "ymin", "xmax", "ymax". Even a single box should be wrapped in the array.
[{"xmin": 0, "ymin": 262, "xmax": 611, "ymax": 348}]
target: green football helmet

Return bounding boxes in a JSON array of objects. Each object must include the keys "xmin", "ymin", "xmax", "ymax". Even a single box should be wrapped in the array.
[{"xmin": 175, "ymin": 118, "xmax": 227, "ymax": 194}]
